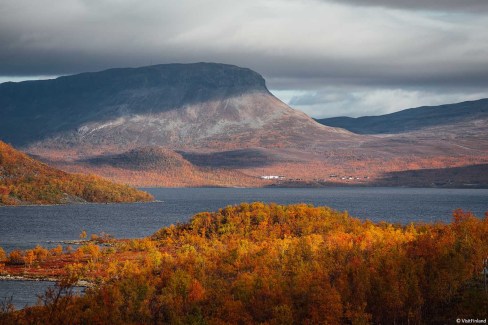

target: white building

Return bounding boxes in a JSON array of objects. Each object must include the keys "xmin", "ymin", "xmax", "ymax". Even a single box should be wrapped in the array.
[{"xmin": 260, "ymin": 175, "xmax": 285, "ymax": 180}]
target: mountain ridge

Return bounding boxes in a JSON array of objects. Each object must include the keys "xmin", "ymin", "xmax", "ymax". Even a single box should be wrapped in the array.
[
  {"xmin": 1, "ymin": 62, "xmax": 352, "ymax": 154},
  {"xmin": 315, "ymin": 98, "xmax": 488, "ymax": 134},
  {"xmin": 0, "ymin": 62, "xmax": 271, "ymax": 147}
]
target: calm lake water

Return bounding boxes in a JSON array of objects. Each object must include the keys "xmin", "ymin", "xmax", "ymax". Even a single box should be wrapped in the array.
[
  {"xmin": 0, "ymin": 280, "xmax": 52, "ymax": 310},
  {"xmin": 0, "ymin": 280, "xmax": 85, "ymax": 310},
  {"xmin": 1, "ymin": 187, "xmax": 487, "ymax": 309},
  {"xmin": 1, "ymin": 187, "xmax": 488, "ymax": 252}
]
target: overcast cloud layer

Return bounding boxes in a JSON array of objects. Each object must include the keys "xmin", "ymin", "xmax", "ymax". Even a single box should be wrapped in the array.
[
  {"xmin": 326, "ymin": 0, "xmax": 488, "ymax": 12},
  {"xmin": 1, "ymin": 0, "xmax": 488, "ymax": 117}
]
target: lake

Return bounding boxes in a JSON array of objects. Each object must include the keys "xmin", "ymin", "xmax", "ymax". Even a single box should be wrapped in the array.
[
  {"xmin": 1, "ymin": 187, "xmax": 487, "ymax": 309},
  {"xmin": 1, "ymin": 187, "xmax": 487, "ymax": 252},
  {"xmin": 0, "ymin": 280, "xmax": 85, "ymax": 310}
]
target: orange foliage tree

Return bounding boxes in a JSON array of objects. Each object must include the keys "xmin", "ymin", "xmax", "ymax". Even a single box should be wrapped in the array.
[
  {"xmin": 0, "ymin": 141, "xmax": 153, "ymax": 205},
  {"xmin": 2, "ymin": 204, "xmax": 487, "ymax": 324}
]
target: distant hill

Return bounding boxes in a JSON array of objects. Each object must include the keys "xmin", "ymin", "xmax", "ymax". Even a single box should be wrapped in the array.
[
  {"xmin": 0, "ymin": 141, "xmax": 153, "ymax": 205},
  {"xmin": 315, "ymin": 98, "xmax": 488, "ymax": 134},
  {"xmin": 83, "ymin": 147, "xmax": 190, "ymax": 171},
  {"xmin": 66, "ymin": 146, "xmax": 267, "ymax": 187},
  {"xmin": 374, "ymin": 164, "xmax": 488, "ymax": 188}
]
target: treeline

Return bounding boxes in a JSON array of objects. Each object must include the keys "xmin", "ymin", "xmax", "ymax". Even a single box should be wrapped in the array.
[
  {"xmin": 0, "ymin": 141, "xmax": 153, "ymax": 205},
  {"xmin": 1, "ymin": 203, "xmax": 487, "ymax": 324}
]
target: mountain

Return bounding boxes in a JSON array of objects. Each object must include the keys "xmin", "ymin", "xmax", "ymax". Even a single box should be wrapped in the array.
[
  {"xmin": 0, "ymin": 141, "xmax": 153, "ymax": 205},
  {"xmin": 315, "ymin": 98, "xmax": 488, "ymax": 134},
  {"xmin": 0, "ymin": 62, "xmax": 354, "ymax": 154},
  {"xmin": 0, "ymin": 63, "xmax": 269, "ymax": 147},
  {"xmin": 1, "ymin": 63, "xmax": 487, "ymax": 187}
]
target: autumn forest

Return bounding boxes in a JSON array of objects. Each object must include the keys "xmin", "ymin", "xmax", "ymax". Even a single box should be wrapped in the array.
[
  {"xmin": 0, "ymin": 141, "xmax": 153, "ymax": 205},
  {"xmin": 1, "ymin": 203, "xmax": 487, "ymax": 324}
]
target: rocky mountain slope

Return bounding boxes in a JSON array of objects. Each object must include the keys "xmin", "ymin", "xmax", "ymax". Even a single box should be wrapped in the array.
[
  {"xmin": 0, "ymin": 141, "xmax": 153, "ymax": 205},
  {"xmin": 0, "ymin": 63, "xmax": 355, "ymax": 155},
  {"xmin": 0, "ymin": 63, "xmax": 269, "ymax": 146}
]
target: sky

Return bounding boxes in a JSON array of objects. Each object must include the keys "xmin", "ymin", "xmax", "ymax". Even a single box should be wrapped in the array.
[{"xmin": 1, "ymin": 0, "xmax": 488, "ymax": 118}]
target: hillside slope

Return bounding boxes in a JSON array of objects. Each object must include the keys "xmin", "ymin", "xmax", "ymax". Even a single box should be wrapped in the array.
[
  {"xmin": 315, "ymin": 98, "xmax": 488, "ymax": 134},
  {"xmin": 0, "ymin": 141, "xmax": 153, "ymax": 205},
  {"xmin": 0, "ymin": 62, "xmax": 355, "ymax": 154},
  {"xmin": 67, "ymin": 146, "xmax": 265, "ymax": 187},
  {"xmin": 0, "ymin": 63, "xmax": 269, "ymax": 146}
]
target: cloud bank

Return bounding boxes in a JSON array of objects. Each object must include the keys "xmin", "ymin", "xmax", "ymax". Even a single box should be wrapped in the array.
[
  {"xmin": 323, "ymin": 0, "xmax": 488, "ymax": 12},
  {"xmin": 1, "ymin": 0, "xmax": 487, "ymax": 117}
]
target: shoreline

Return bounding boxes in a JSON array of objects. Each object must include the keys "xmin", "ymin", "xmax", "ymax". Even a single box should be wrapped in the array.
[
  {"xmin": 2, "ymin": 185, "xmax": 487, "ymax": 208},
  {"xmin": 0, "ymin": 275, "xmax": 92, "ymax": 287},
  {"xmin": 139, "ymin": 184, "xmax": 488, "ymax": 189},
  {"xmin": 0, "ymin": 200, "xmax": 162, "ymax": 208}
]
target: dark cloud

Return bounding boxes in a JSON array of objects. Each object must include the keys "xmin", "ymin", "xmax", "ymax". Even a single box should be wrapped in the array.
[
  {"xmin": 1, "ymin": 0, "xmax": 487, "ymax": 116},
  {"xmin": 322, "ymin": 0, "xmax": 488, "ymax": 12},
  {"xmin": 276, "ymin": 85, "xmax": 488, "ymax": 118}
]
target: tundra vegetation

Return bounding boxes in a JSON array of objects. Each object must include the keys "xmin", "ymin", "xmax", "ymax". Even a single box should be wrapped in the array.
[
  {"xmin": 1, "ymin": 203, "xmax": 487, "ymax": 324},
  {"xmin": 0, "ymin": 141, "xmax": 153, "ymax": 205}
]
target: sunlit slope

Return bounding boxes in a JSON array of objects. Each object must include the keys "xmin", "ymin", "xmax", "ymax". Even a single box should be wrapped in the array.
[{"xmin": 0, "ymin": 141, "xmax": 153, "ymax": 205}]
